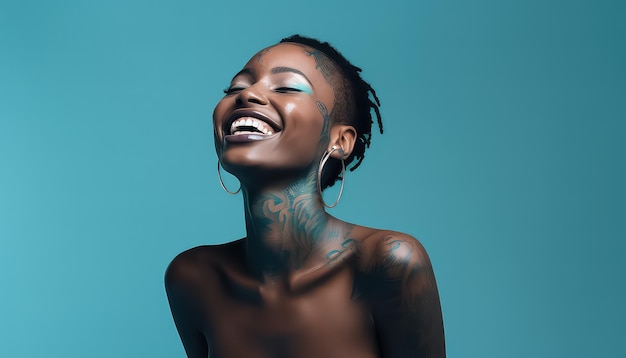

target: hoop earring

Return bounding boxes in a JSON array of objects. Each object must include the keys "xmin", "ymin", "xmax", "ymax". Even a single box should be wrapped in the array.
[
  {"xmin": 317, "ymin": 145, "xmax": 346, "ymax": 208},
  {"xmin": 217, "ymin": 161, "xmax": 241, "ymax": 195}
]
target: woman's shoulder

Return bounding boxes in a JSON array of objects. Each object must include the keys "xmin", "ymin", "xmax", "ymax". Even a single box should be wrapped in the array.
[
  {"xmin": 353, "ymin": 225, "xmax": 426, "ymax": 254},
  {"xmin": 351, "ymin": 226, "xmax": 432, "ymax": 276},
  {"xmin": 164, "ymin": 239, "xmax": 245, "ymax": 286}
]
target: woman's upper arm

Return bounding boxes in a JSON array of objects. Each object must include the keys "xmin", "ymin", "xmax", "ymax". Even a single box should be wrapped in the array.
[
  {"xmin": 369, "ymin": 233, "xmax": 446, "ymax": 357},
  {"xmin": 165, "ymin": 254, "xmax": 210, "ymax": 358}
]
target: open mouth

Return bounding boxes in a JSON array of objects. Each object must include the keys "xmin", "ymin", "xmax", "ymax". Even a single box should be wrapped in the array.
[
  {"xmin": 229, "ymin": 117, "xmax": 274, "ymax": 135},
  {"xmin": 225, "ymin": 110, "xmax": 281, "ymax": 137}
]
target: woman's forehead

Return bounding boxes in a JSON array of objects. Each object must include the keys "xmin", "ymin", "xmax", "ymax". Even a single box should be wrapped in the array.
[{"xmin": 244, "ymin": 43, "xmax": 324, "ymax": 75}]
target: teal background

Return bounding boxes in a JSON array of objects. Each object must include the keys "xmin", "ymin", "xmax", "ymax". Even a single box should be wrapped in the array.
[{"xmin": 1, "ymin": 0, "xmax": 624, "ymax": 357}]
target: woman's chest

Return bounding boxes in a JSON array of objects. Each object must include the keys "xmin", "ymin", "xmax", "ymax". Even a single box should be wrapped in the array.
[{"xmin": 199, "ymin": 268, "xmax": 380, "ymax": 358}]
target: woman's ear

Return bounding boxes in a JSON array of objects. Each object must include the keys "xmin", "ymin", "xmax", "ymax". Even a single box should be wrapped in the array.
[{"xmin": 328, "ymin": 124, "xmax": 357, "ymax": 159}]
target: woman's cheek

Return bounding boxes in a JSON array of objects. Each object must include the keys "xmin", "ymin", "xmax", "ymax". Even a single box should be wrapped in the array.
[
  {"xmin": 284, "ymin": 102, "xmax": 296, "ymax": 114},
  {"xmin": 212, "ymin": 101, "xmax": 233, "ymax": 136}
]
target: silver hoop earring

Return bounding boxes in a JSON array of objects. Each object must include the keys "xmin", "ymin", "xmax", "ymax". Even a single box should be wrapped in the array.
[
  {"xmin": 317, "ymin": 145, "xmax": 345, "ymax": 208},
  {"xmin": 217, "ymin": 161, "xmax": 241, "ymax": 195}
]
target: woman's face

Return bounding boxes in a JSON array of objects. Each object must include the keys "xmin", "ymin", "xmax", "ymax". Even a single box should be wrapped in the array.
[{"xmin": 213, "ymin": 43, "xmax": 338, "ymax": 182}]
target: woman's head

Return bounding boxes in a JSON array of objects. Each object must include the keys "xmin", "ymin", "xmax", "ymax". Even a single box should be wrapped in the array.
[{"xmin": 213, "ymin": 35, "xmax": 382, "ymax": 190}]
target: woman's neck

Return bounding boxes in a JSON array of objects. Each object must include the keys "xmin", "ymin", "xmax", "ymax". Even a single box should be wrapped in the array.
[{"xmin": 241, "ymin": 173, "xmax": 348, "ymax": 282}]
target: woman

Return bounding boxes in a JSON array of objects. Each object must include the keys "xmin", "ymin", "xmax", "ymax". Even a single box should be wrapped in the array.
[{"xmin": 165, "ymin": 35, "xmax": 445, "ymax": 358}]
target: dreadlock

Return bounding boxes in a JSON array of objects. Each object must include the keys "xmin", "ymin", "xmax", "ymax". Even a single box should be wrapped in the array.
[{"xmin": 279, "ymin": 34, "xmax": 383, "ymax": 190}]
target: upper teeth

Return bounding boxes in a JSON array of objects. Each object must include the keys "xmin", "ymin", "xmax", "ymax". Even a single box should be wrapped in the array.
[{"xmin": 230, "ymin": 117, "xmax": 273, "ymax": 135}]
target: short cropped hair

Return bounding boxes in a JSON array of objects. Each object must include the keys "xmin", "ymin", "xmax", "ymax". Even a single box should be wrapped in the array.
[{"xmin": 280, "ymin": 35, "xmax": 383, "ymax": 190}]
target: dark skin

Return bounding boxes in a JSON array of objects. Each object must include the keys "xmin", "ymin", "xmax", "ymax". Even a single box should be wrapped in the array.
[{"xmin": 165, "ymin": 43, "xmax": 445, "ymax": 358}]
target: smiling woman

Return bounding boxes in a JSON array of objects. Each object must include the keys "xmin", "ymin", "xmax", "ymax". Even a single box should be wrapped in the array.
[{"xmin": 165, "ymin": 35, "xmax": 445, "ymax": 358}]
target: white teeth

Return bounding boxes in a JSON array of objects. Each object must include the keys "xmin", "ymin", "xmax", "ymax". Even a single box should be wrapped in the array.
[{"xmin": 229, "ymin": 117, "xmax": 274, "ymax": 135}]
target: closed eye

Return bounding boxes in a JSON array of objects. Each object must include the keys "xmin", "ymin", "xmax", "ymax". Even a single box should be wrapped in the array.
[
  {"xmin": 274, "ymin": 87, "xmax": 304, "ymax": 93},
  {"xmin": 223, "ymin": 86, "xmax": 246, "ymax": 95}
]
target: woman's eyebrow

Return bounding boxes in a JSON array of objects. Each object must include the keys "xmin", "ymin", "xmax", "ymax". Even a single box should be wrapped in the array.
[
  {"xmin": 270, "ymin": 67, "xmax": 313, "ymax": 85},
  {"xmin": 231, "ymin": 68, "xmax": 254, "ymax": 81}
]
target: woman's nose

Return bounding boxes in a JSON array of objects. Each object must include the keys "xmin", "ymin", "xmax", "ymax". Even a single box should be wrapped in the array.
[{"xmin": 235, "ymin": 84, "xmax": 268, "ymax": 106}]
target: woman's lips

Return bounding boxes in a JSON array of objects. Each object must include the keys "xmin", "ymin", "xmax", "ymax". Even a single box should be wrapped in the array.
[
  {"xmin": 224, "ymin": 109, "xmax": 282, "ymax": 135},
  {"xmin": 224, "ymin": 132, "xmax": 278, "ymax": 143}
]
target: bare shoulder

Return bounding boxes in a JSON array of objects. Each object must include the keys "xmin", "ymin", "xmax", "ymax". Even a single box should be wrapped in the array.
[
  {"xmin": 356, "ymin": 229, "xmax": 446, "ymax": 357},
  {"xmin": 164, "ymin": 242, "xmax": 245, "ymax": 358},
  {"xmin": 164, "ymin": 239, "xmax": 244, "ymax": 290},
  {"xmin": 355, "ymin": 228, "xmax": 434, "ymax": 280}
]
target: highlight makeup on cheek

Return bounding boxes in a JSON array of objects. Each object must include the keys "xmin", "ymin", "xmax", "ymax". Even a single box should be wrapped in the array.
[{"xmin": 285, "ymin": 103, "xmax": 296, "ymax": 113}]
